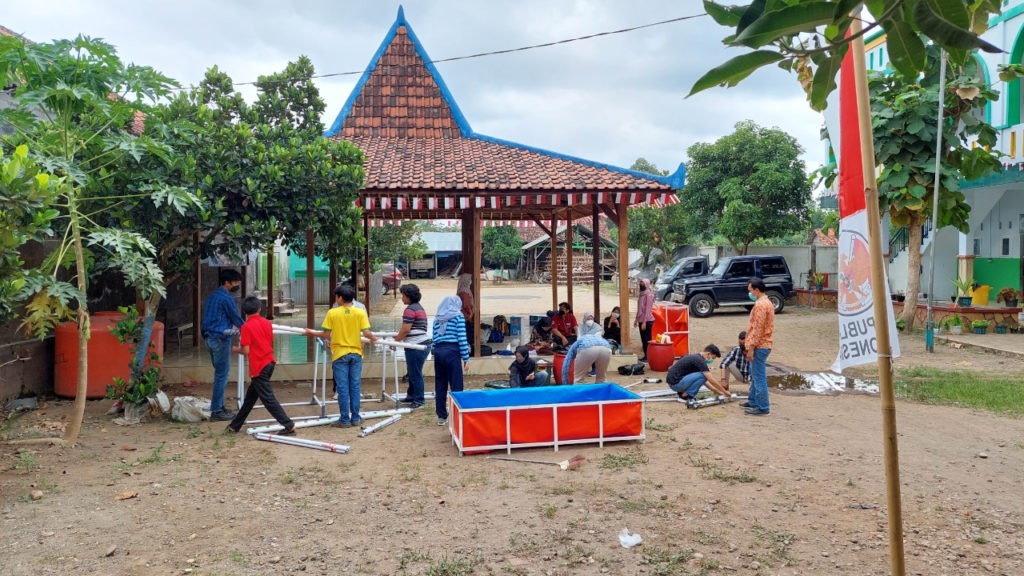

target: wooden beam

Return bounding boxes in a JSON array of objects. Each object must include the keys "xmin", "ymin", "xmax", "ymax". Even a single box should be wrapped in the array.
[
  {"xmin": 363, "ymin": 217, "xmax": 371, "ymax": 309},
  {"xmin": 599, "ymin": 204, "xmax": 618, "ymax": 222},
  {"xmin": 617, "ymin": 200, "xmax": 630, "ymax": 347},
  {"xmin": 592, "ymin": 204, "xmax": 600, "ymax": 319},
  {"xmin": 550, "ymin": 215, "xmax": 558, "ymax": 311},
  {"xmin": 192, "ymin": 232, "xmax": 200, "ymax": 347},
  {"xmin": 533, "ymin": 219, "xmax": 552, "ymax": 237},
  {"xmin": 266, "ymin": 246, "xmax": 275, "ymax": 320},
  {"xmin": 566, "ymin": 220, "xmax": 574, "ymax": 311}
]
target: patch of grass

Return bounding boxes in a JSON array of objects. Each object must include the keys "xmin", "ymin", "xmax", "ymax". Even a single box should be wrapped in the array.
[
  {"xmin": 507, "ymin": 532, "xmax": 541, "ymax": 555},
  {"xmin": 752, "ymin": 524, "xmax": 795, "ymax": 562},
  {"xmin": 280, "ymin": 471, "xmax": 296, "ymax": 484},
  {"xmin": 228, "ymin": 549, "xmax": 247, "ymax": 567},
  {"xmin": 600, "ymin": 448, "xmax": 649, "ymax": 471},
  {"xmin": 397, "ymin": 550, "xmax": 431, "ymax": 570},
  {"xmin": 895, "ymin": 367, "xmax": 1024, "ymax": 415},
  {"xmin": 561, "ymin": 544, "xmax": 592, "ymax": 565},
  {"xmin": 11, "ymin": 451, "xmax": 38, "ymax": 471},
  {"xmin": 425, "ymin": 554, "xmax": 480, "ymax": 576},
  {"xmin": 458, "ymin": 472, "xmax": 488, "ymax": 488},
  {"xmin": 135, "ymin": 443, "xmax": 182, "ymax": 466},
  {"xmin": 645, "ymin": 417, "xmax": 675, "ymax": 432},
  {"xmin": 641, "ymin": 546, "xmax": 696, "ymax": 575},
  {"xmin": 695, "ymin": 530, "xmax": 719, "ymax": 545},
  {"xmin": 688, "ymin": 455, "xmax": 756, "ymax": 484},
  {"xmin": 544, "ymin": 484, "xmax": 575, "ymax": 496},
  {"xmin": 398, "ymin": 463, "xmax": 421, "ymax": 482},
  {"xmin": 616, "ymin": 497, "xmax": 667, "ymax": 513},
  {"xmin": 974, "ymin": 536, "xmax": 989, "ymax": 544},
  {"xmin": 539, "ymin": 504, "xmax": 557, "ymax": 519},
  {"xmin": 185, "ymin": 425, "xmax": 202, "ymax": 439}
]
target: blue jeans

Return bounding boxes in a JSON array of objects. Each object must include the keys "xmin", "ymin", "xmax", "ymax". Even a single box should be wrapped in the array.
[
  {"xmin": 205, "ymin": 337, "xmax": 231, "ymax": 413},
  {"xmin": 332, "ymin": 353, "xmax": 363, "ymax": 425},
  {"xmin": 433, "ymin": 343, "xmax": 464, "ymax": 420},
  {"xmin": 510, "ymin": 369, "xmax": 549, "ymax": 388},
  {"xmin": 669, "ymin": 371, "xmax": 708, "ymax": 398},
  {"xmin": 404, "ymin": 346, "xmax": 429, "ymax": 403},
  {"xmin": 748, "ymin": 348, "xmax": 771, "ymax": 411}
]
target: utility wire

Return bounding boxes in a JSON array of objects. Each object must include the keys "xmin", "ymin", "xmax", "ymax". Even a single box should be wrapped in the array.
[{"xmin": 229, "ymin": 13, "xmax": 705, "ymax": 87}]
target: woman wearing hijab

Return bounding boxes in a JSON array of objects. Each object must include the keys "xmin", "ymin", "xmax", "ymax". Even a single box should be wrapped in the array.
[
  {"xmin": 432, "ymin": 295, "xmax": 470, "ymax": 426},
  {"xmin": 529, "ymin": 316, "xmax": 558, "ymax": 354},
  {"xmin": 579, "ymin": 312, "xmax": 603, "ymax": 337},
  {"xmin": 509, "ymin": 344, "xmax": 549, "ymax": 387},
  {"xmin": 603, "ymin": 306, "xmax": 622, "ymax": 346},
  {"xmin": 456, "ymin": 273, "xmax": 475, "ymax": 351},
  {"xmin": 635, "ymin": 278, "xmax": 655, "ymax": 362}
]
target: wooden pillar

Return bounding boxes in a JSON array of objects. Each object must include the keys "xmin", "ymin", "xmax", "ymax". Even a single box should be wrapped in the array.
[
  {"xmin": 192, "ymin": 232, "xmax": 200, "ymax": 347},
  {"xmin": 306, "ymin": 228, "xmax": 315, "ymax": 360},
  {"xmin": 266, "ymin": 246, "xmax": 275, "ymax": 320},
  {"xmin": 472, "ymin": 207, "xmax": 482, "ymax": 358},
  {"xmin": 592, "ymin": 204, "xmax": 600, "ymax": 319},
  {"xmin": 362, "ymin": 217, "xmax": 371, "ymax": 309},
  {"xmin": 617, "ymin": 202, "xmax": 630, "ymax": 347},
  {"xmin": 329, "ymin": 257, "xmax": 338, "ymax": 298},
  {"xmin": 566, "ymin": 219, "xmax": 574, "ymax": 311},
  {"xmin": 550, "ymin": 215, "xmax": 558, "ymax": 310}
]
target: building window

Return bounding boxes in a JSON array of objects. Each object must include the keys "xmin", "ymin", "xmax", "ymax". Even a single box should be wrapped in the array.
[
  {"xmin": 973, "ymin": 238, "xmax": 981, "ymax": 255},
  {"xmin": 1003, "ymin": 238, "xmax": 1010, "ymax": 256}
]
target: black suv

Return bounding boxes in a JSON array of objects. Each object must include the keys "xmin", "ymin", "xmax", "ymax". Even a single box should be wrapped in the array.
[{"xmin": 669, "ymin": 255, "xmax": 794, "ymax": 318}]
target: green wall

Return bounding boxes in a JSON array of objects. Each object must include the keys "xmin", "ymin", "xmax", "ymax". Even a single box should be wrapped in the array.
[{"xmin": 973, "ymin": 258, "xmax": 1021, "ymax": 298}]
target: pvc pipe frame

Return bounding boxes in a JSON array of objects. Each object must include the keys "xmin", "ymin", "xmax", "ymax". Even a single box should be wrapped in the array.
[
  {"xmin": 358, "ymin": 414, "xmax": 402, "ymax": 437},
  {"xmin": 252, "ymin": 432, "xmax": 350, "ymax": 454},
  {"xmin": 246, "ymin": 407, "xmax": 412, "ymax": 434}
]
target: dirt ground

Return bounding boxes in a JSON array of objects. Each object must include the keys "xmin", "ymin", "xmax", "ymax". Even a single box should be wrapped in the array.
[{"xmin": 2, "ymin": 289, "xmax": 1023, "ymax": 576}]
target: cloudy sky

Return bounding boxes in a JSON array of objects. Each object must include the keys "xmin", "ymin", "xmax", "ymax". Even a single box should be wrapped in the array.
[{"xmin": 5, "ymin": 1, "xmax": 828, "ymax": 174}]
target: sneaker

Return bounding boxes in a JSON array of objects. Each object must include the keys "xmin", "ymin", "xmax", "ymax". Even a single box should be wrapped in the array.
[
  {"xmin": 638, "ymin": 357, "xmax": 647, "ymax": 363},
  {"xmin": 399, "ymin": 397, "xmax": 415, "ymax": 403},
  {"xmin": 745, "ymin": 407, "xmax": 770, "ymax": 416},
  {"xmin": 408, "ymin": 401, "xmax": 425, "ymax": 409},
  {"xmin": 739, "ymin": 401, "xmax": 752, "ymax": 408},
  {"xmin": 277, "ymin": 426, "xmax": 296, "ymax": 436},
  {"xmin": 350, "ymin": 418, "xmax": 362, "ymax": 426},
  {"xmin": 587, "ymin": 371, "xmax": 596, "ymax": 377},
  {"xmin": 210, "ymin": 410, "xmax": 234, "ymax": 422},
  {"xmin": 437, "ymin": 418, "xmax": 447, "ymax": 426},
  {"xmin": 330, "ymin": 421, "xmax": 352, "ymax": 428}
]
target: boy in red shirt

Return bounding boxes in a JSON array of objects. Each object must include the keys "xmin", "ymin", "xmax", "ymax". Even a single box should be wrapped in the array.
[{"xmin": 225, "ymin": 297, "xmax": 296, "ymax": 435}]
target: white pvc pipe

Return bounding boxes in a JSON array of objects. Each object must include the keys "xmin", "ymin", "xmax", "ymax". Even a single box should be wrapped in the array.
[
  {"xmin": 270, "ymin": 324, "xmax": 308, "ymax": 334},
  {"xmin": 358, "ymin": 414, "xmax": 402, "ymax": 437},
  {"xmin": 362, "ymin": 337, "xmax": 427, "ymax": 350},
  {"xmin": 252, "ymin": 432, "xmax": 350, "ymax": 453},
  {"xmin": 246, "ymin": 408, "xmax": 412, "ymax": 434}
]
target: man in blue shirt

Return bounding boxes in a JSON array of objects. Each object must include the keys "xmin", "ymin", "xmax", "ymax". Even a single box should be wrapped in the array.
[
  {"xmin": 560, "ymin": 334, "xmax": 613, "ymax": 384},
  {"xmin": 201, "ymin": 269, "xmax": 245, "ymax": 421}
]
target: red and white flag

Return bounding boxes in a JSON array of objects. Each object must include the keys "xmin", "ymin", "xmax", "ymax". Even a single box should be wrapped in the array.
[{"xmin": 825, "ymin": 43, "xmax": 901, "ymax": 372}]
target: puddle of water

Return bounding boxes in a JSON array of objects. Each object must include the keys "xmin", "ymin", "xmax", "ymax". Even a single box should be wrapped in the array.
[{"xmin": 768, "ymin": 372, "xmax": 878, "ymax": 395}]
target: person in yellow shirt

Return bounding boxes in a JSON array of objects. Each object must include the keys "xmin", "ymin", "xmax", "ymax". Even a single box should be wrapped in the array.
[{"xmin": 305, "ymin": 284, "xmax": 378, "ymax": 427}]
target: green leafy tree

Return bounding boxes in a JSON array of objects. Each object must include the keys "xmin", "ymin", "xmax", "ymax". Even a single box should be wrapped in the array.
[
  {"xmin": 626, "ymin": 158, "xmax": 687, "ymax": 265},
  {"xmin": 689, "ymin": 0, "xmax": 1002, "ymax": 111},
  {"xmin": 370, "ymin": 221, "xmax": 427, "ymax": 267},
  {"xmin": 871, "ymin": 48, "xmax": 1001, "ymax": 328},
  {"xmin": 482, "ymin": 226, "xmax": 523, "ymax": 279},
  {"xmin": 0, "ymin": 145, "xmax": 59, "ymax": 323},
  {"xmin": 682, "ymin": 121, "xmax": 811, "ymax": 254},
  {"xmin": 0, "ymin": 36, "xmax": 190, "ymax": 444}
]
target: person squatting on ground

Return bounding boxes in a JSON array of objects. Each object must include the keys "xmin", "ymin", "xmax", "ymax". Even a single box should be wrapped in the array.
[
  {"xmin": 552, "ymin": 301, "xmax": 579, "ymax": 345},
  {"xmin": 394, "ymin": 284, "xmax": 430, "ymax": 409},
  {"xmin": 719, "ymin": 330, "xmax": 750, "ymax": 391},
  {"xmin": 225, "ymin": 297, "xmax": 296, "ymax": 435},
  {"xmin": 509, "ymin": 344, "xmax": 549, "ymax": 388},
  {"xmin": 666, "ymin": 344, "xmax": 731, "ymax": 401},
  {"xmin": 635, "ymin": 278, "xmax": 655, "ymax": 362},
  {"xmin": 603, "ymin": 306, "xmax": 622, "ymax": 346},
  {"xmin": 304, "ymin": 284, "xmax": 378, "ymax": 428},
  {"xmin": 201, "ymin": 268, "xmax": 245, "ymax": 421},
  {"xmin": 432, "ymin": 295, "xmax": 470, "ymax": 426},
  {"xmin": 561, "ymin": 334, "xmax": 614, "ymax": 385},
  {"xmin": 743, "ymin": 278, "xmax": 775, "ymax": 416}
]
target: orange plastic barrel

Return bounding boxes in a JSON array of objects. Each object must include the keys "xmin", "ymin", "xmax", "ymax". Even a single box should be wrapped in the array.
[
  {"xmin": 552, "ymin": 352, "xmax": 575, "ymax": 384},
  {"xmin": 54, "ymin": 312, "xmax": 165, "ymax": 399},
  {"xmin": 646, "ymin": 342, "xmax": 675, "ymax": 372}
]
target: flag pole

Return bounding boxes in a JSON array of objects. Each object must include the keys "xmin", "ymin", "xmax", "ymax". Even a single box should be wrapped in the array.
[
  {"xmin": 849, "ymin": 17, "xmax": 907, "ymax": 576},
  {"xmin": 925, "ymin": 50, "xmax": 948, "ymax": 353}
]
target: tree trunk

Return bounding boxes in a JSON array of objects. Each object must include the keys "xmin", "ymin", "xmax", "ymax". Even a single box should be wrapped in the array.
[
  {"xmin": 900, "ymin": 215, "xmax": 925, "ymax": 330},
  {"xmin": 63, "ymin": 209, "xmax": 89, "ymax": 445}
]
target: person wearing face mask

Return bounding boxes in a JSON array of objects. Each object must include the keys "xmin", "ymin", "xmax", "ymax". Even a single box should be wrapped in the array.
[
  {"xmin": 665, "ymin": 344, "xmax": 730, "ymax": 401},
  {"xmin": 579, "ymin": 312, "xmax": 603, "ymax": 337},
  {"xmin": 603, "ymin": 306, "xmax": 622, "ymax": 346},
  {"xmin": 201, "ymin": 268, "xmax": 245, "ymax": 421},
  {"xmin": 635, "ymin": 278, "xmax": 655, "ymax": 361},
  {"xmin": 743, "ymin": 278, "xmax": 775, "ymax": 416},
  {"xmin": 509, "ymin": 345, "xmax": 549, "ymax": 388},
  {"xmin": 552, "ymin": 301, "xmax": 578, "ymax": 345}
]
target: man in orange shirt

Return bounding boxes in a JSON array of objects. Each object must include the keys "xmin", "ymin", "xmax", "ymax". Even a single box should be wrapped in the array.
[{"xmin": 743, "ymin": 278, "xmax": 774, "ymax": 416}]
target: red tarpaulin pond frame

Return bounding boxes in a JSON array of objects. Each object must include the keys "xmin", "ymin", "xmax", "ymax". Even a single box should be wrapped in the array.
[{"xmin": 448, "ymin": 383, "xmax": 645, "ymax": 454}]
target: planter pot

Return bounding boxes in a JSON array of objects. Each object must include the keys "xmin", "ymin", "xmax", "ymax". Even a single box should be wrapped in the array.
[
  {"xmin": 972, "ymin": 327, "xmax": 987, "ymax": 335},
  {"xmin": 893, "ymin": 295, "xmax": 906, "ymax": 302},
  {"xmin": 995, "ymin": 326, "xmax": 1008, "ymax": 334},
  {"xmin": 949, "ymin": 326, "xmax": 963, "ymax": 335},
  {"xmin": 958, "ymin": 297, "xmax": 973, "ymax": 306},
  {"xmin": 1005, "ymin": 299, "xmax": 1019, "ymax": 308},
  {"xmin": 815, "ymin": 285, "xmax": 824, "ymax": 291}
]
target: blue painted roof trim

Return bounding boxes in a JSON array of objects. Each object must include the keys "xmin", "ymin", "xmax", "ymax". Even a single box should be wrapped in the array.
[{"xmin": 325, "ymin": 6, "xmax": 686, "ymax": 191}]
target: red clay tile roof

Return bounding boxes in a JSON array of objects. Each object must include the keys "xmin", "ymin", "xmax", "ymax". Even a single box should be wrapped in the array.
[{"xmin": 327, "ymin": 9, "xmax": 683, "ymax": 222}]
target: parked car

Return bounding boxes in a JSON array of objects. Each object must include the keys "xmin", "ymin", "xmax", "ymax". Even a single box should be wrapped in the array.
[
  {"xmin": 382, "ymin": 263, "xmax": 403, "ymax": 295},
  {"xmin": 669, "ymin": 254, "xmax": 794, "ymax": 318},
  {"xmin": 653, "ymin": 256, "xmax": 710, "ymax": 300}
]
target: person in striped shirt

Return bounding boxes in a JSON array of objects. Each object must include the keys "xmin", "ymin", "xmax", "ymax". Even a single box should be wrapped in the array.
[
  {"xmin": 394, "ymin": 284, "xmax": 430, "ymax": 409},
  {"xmin": 432, "ymin": 295, "xmax": 470, "ymax": 426}
]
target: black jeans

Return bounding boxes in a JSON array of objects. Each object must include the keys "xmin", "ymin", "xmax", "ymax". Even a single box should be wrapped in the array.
[
  {"xmin": 639, "ymin": 322, "xmax": 653, "ymax": 357},
  {"xmin": 229, "ymin": 362, "xmax": 293, "ymax": 431}
]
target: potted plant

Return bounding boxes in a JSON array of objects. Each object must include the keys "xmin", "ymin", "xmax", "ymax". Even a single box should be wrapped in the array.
[
  {"xmin": 951, "ymin": 277, "xmax": 974, "ymax": 306},
  {"xmin": 994, "ymin": 322, "xmax": 1008, "ymax": 334},
  {"xmin": 943, "ymin": 315, "xmax": 963, "ymax": 335},
  {"xmin": 812, "ymin": 272, "xmax": 826, "ymax": 290},
  {"xmin": 995, "ymin": 287, "xmax": 1020, "ymax": 308},
  {"xmin": 892, "ymin": 290, "xmax": 906, "ymax": 303},
  {"xmin": 895, "ymin": 319, "xmax": 906, "ymax": 331},
  {"xmin": 970, "ymin": 319, "xmax": 991, "ymax": 334}
]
